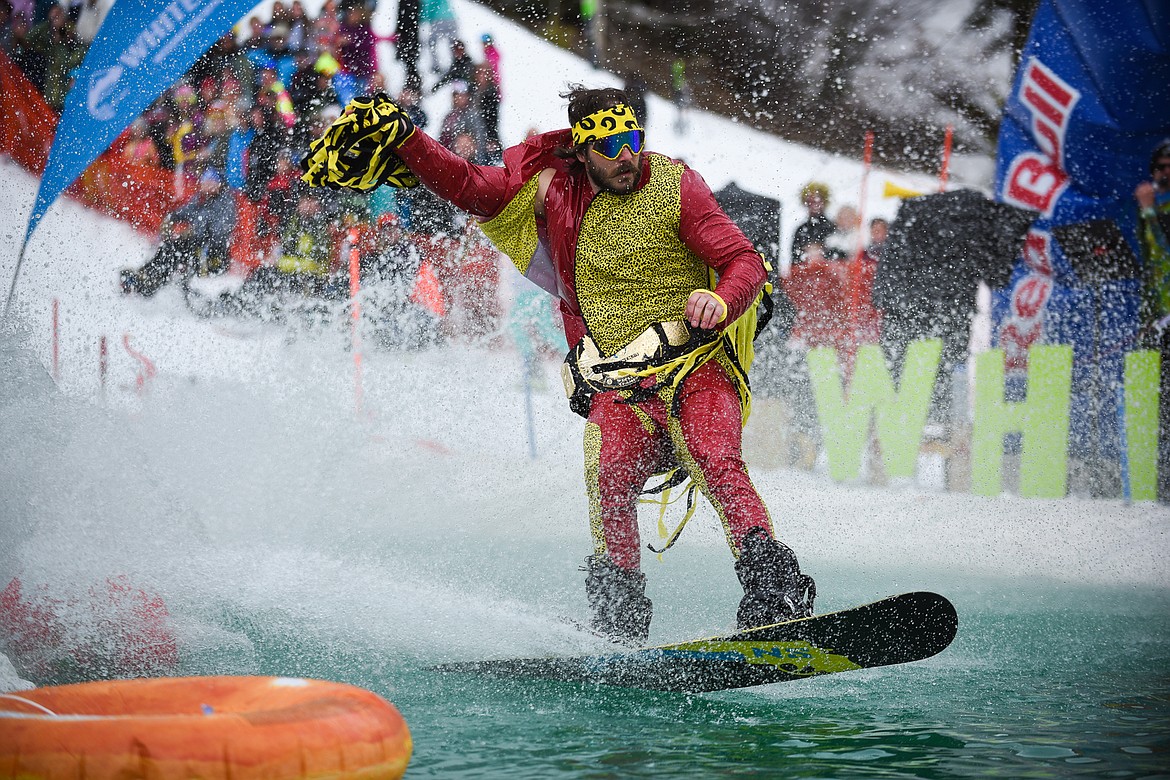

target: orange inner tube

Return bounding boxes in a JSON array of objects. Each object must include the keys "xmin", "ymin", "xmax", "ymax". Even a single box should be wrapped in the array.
[{"xmin": 0, "ymin": 675, "xmax": 411, "ymax": 779}]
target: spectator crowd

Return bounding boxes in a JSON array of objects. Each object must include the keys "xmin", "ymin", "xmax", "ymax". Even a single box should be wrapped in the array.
[{"xmin": 2, "ymin": 0, "xmax": 507, "ymax": 347}]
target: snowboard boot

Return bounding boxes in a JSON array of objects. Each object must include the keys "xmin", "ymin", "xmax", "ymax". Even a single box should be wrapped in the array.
[
  {"xmin": 583, "ymin": 554, "xmax": 652, "ymax": 646},
  {"xmin": 735, "ymin": 528, "xmax": 816, "ymax": 630}
]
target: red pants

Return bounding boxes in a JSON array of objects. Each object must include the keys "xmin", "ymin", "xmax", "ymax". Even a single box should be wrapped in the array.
[{"xmin": 584, "ymin": 360, "xmax": 772, "ymax": 570}]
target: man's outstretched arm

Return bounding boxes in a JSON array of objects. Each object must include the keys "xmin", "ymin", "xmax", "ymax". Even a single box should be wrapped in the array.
[{"xmin": 395, "ymin": 130, "xmax": 512, "ymax": 219}]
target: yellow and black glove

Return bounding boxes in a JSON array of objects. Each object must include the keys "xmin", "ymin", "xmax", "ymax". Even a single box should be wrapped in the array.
[{"xmin": 300, "ymin": 93, "xmax": 419, "ymax": 192}]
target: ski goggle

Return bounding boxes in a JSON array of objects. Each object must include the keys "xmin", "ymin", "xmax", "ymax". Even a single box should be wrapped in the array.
[{"xmin": 589, "ymin": 129, "xmax": 645, "ymax": 160}]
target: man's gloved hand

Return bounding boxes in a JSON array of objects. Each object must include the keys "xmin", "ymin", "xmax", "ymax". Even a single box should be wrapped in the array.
[
  {"xmin": 300, "ymin": 93, "xmax": 420, "ymax": 192},
  {"xmin": 350, "ymin": 92, "xmax": 417, "ymax": 148}
]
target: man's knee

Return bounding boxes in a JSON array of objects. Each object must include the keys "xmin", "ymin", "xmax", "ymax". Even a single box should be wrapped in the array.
[{"xmin": 689, "ymin": 448, "xmax": 747, "ymax": 485}]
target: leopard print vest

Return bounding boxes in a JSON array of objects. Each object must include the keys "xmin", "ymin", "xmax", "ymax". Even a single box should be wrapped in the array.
[{"xmin": 575, "ymin": 153, "xmax": 710, "ymax": 356}]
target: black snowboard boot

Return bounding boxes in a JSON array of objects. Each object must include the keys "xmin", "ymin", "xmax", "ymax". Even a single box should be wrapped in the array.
[
  {"xmin": 583, "ymin": 554, "xmax": 652, "ymax": 646},
  {"xmin": 735, "ymin": 528, "xmax": 816, "ymax": 630}
]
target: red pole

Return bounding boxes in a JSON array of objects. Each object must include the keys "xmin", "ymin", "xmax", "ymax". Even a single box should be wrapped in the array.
[
  {"xmin": 348, "ymin": 228, "xmax": 363, "ymax": 415},
  {"xmin": 847, "ymin": 130, "xmax": 875, "ymax": 375},
  {"xmin": 939, "ymin": 124, "xmax": 954, "ymax": 192},
  {"xmin": 51, "ymin": 298, "xmax": 59, "ymax": 383},
  {"xmin": 122, "ymin": 333, "xmax": 157, "ymax": 396}
]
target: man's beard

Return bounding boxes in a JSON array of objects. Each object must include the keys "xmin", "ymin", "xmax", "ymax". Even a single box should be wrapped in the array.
[{"xmin": 586, "ymin": 155, "xmax": 641, "ymax": 195}]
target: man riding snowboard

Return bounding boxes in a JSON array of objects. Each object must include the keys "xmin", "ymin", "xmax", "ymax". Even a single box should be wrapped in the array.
[{"xmin": 301, "ymin": 85, "xmax": 816, "ymax": 644}]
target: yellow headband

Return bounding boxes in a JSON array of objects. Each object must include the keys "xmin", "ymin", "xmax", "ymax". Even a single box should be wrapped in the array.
[{"xmin": 571, "ymin": 104, "xmax": 642, "ymax": 146}]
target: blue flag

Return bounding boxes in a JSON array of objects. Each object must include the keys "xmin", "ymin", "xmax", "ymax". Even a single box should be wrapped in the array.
[
  {"xmin": 23, "ymin": 0, "xmax": 259, "ymax": 245},
  {"xmin": 993, "ymin": 0, "xmax": 1170, "ymax": 461}
]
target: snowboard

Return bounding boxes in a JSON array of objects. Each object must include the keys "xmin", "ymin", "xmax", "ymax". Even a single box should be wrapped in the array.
[{"xmin": 432, "ymin": 591, "xmax": 957, "ymax": 692}]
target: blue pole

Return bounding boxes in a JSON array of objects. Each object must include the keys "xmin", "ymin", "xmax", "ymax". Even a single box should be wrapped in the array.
[
  {"xmin": 3, "ymin": 235, "xmax": 30, "ymax": 321},
  {"xmin": 523, "ymin": 353, "xmax": 538, "ymax": 460}
]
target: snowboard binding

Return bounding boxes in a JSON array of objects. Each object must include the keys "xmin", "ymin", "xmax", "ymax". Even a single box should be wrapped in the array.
[
  {"xmin": 583, "ymin": 554, "xmax": 653, "ymax": 646},
  {"xmin": 735, "ymin": 528, "xmax": 816, "ymax": 629}
]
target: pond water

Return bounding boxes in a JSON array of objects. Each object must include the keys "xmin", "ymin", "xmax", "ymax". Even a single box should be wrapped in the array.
[{"xmin": 1, "ymin": 317, "xmax": 1166, "ymax": 780}]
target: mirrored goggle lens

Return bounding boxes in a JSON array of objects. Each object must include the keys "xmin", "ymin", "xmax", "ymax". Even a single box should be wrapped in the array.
[{"xmin": 592, "ymin": 129, "xmax": 644, "ymax": 160}]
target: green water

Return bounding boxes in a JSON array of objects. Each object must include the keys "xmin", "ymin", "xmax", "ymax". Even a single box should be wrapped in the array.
[{"xmin": 183, "ymin": 579, "xmax": 1169, "ymax": 779}]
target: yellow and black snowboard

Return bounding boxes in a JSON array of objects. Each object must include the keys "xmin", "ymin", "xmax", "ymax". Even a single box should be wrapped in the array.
[{"xmin": 432, "ymin": 592, "xmax": 957, "ymax": 693}]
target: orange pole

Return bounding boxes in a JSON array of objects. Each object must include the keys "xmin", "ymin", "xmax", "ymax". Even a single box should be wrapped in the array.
[
  {"xmin": 939, "ymin": 124, "xmax": 953, "ymax": 192},
  {"xmin": 348, "ymin": 228, "xmax": 363, "ymax": 415}
]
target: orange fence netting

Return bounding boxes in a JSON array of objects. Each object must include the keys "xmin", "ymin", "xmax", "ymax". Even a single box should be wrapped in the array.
[{"xmin": 0, "ymin": 50, "xmax": 54, "ymax": 175}]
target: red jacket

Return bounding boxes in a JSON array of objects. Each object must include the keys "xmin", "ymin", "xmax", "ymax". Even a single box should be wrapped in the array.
[{"xmin": 396, "ymin": 129, "xmax": 765, "ymax": 346}]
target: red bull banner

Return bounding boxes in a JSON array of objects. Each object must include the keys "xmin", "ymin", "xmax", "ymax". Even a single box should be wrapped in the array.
[{"xmin": 993, "ymin": 0, "xmax": 1170, "ymax": 463}]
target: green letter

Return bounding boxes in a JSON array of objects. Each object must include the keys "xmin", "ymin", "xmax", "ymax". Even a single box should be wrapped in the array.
[
  {"xmin": 807, "ymin": 340, "xmax": 941, "ymax": 482},
  {"xmin": 1124, "ymin": 350, "xmax": 1160, "ymax": 501},
  {"xmin": 972, "ymin": 346, "xmax": 1072, "ymax": 498}
]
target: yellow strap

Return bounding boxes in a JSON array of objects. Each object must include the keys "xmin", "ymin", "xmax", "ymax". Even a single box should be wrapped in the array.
[
  {"xmin": 610, "ymin": 336, "xmax": 722, "ymax": 385},
  {"xmin": 636, "ymin": 479, "xmax": 693, "ymax": 510},
  {"xmin": 646, "ymin": 481, "xmax": 701, "ymax": 559},
  {"xmin": 654, "ymin": 487, "xmax": 672, "ymax": 543}
]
